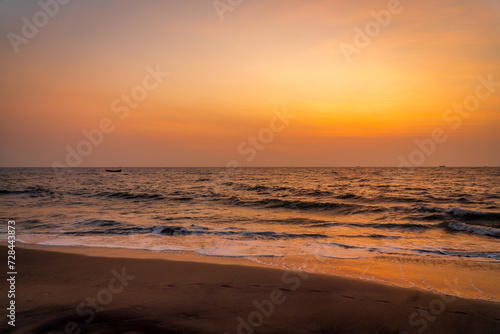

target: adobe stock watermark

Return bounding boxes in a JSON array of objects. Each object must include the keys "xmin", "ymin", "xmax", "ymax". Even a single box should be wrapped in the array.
[
  {"xmin": 213, "ymin": 0, "xmax": 244, "ymax": 21},
  {"xmin": 225, "ymin": 270, "xmax": 308, "ymax": 334},
  {"xmin": 207, "ymin": 106, "xmax": 295, "ymax": 194},
  {"xmin": 399, "ymin": 278, "xmax": 466, "ymax": 334},
  {"xmin": 340, "ymin": 0, "xmax": 409, "ymax": 63},
  {"xmin": 398, "ymin": 74, "xmax": 499, "ymax": 168},
  {"xmin": 7, "ymin": 0, "xmax": 73, "ymax": 54},
  {"xmin": 236, "ymin": 107, "xmax": 295, "ymax": 164},
  {"xmin": 58, "ymin": 267, "xmax": 135, "ymax": 334},
  {"xmin": 174, "ymin": 106, "xmax": 295, "ymax": 222},
  {"xmin": 51, "ymin": 64, "xmax": 169, "ymax": 177}
]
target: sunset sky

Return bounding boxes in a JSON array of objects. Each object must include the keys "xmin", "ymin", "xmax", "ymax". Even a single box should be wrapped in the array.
[{"xmin": 1, "ymin": 0, "xmax": 499, "ymax": 167}]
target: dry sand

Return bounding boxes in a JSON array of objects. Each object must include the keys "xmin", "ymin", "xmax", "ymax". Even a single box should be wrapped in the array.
[{"xmin": 1, "ymin": 245, "xmax": 499, "ymax": 333}]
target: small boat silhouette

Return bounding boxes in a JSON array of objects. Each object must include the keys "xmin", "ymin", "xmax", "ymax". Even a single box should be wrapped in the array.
[{"xmin": 105, "ymin": 168, "xmax": 122, "ymax": 173}]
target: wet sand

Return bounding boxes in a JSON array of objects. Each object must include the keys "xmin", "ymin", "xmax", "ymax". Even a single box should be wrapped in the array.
[{"xmin": 1, "ymin": 245, "xmax": 499, "ymax": 333}]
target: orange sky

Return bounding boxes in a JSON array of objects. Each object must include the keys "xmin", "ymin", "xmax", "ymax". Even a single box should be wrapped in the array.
[{"xmin": 1, "ymin": 0, "xmax": 499, "ymax": 167}]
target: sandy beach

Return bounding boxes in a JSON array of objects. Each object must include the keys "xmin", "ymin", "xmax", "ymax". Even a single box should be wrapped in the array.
[{"xmin": 1, "ymin": 245, "xmax": 499, "ymax": 334}]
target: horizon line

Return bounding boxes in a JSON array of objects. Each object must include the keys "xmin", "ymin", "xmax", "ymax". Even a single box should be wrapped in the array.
[{"xmin": 1, "ymin": 166, "xmax": 498, "ymax": 169}]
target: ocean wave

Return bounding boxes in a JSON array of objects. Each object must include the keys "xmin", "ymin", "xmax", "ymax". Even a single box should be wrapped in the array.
[
  {"xmin": 195, "ymin": 178, "xmax": 210, "ymax": 182},
  {"xmin": 291, "ymin": 188, "xmax": 332, "ymax": 196},
  {"xmin": 242, "ymin": 231, "xmax": 328, "ymax": 239},
  {"xmin": 0, "ymin": 186, "xmax": 57, "ymax": 197},
  {"xmin": 56, "ymin": 218, "xmax": 500, "ymax": 240},
  {"xmin": 403, "ymin": 187, "xmax": 428, "ymax": 191},
  {"xmin": 335, "ymin": 193, "xmax": 360, "ymax": 199},
  {"xmin": 222, "ymin": 182, "xmax": 341, "ymax": 197},
  {"xmin": 371, "ymin": 195, "xmax": 424, "ymax": 203},
  {"xmin": 170, "ymin": 196, "xmax": 194, "ymax": 201},
  {"xmin": 62, "ymin": 226, "xmax": 151, "ymax": 236},
  {"xmin": 419, "ymin": 206, "xmax": 500, "ymax": 221},
  {"xmin": 0, "ymin": 189, "xmax": 19, "ymax": 195},
  {"xmin": 262, "ymin": 218, "xmax": 329, "ymax": 225},
  {"xmin": 153, "ymin": 227, "xmax": 328, "ymax": 240},
  {"xmin": 216, "ymin": 194, "xmax": 496, "ymax": 218},
  {"xmin": 75, "ymin": 219, "xmax": 124, "ymax": 227},
  {"xmin": 411, "ymin": 247, "xmax": 500, "ymax": 260},
  {"xmin": 342, "ymin": 234, "xmax": 402, "ymax": 239},
  {"xmin": 58, "ymin": 223, "xmax": 329, "ymax": 240},
  {"xmin": 310, "ymin": 221, "xmax": 432, "ymax": 231},
  {"xmin": 17, "ymin": 219, "xmax": 53, "ymax": 230},
  {"xmin": 365, "ymin": 222, "xmax": 431, "ymax": 230},
  {"xmin": 443, "ymin": 221, "xmax": 500, "ymax": 238},
  {"xmin": 220, "ymin": 196, "xmax": 382, "ymax": 214},
  {"xmin": 97, "ymin": 191, "xmax": 165, "ymax": 201},
  {"xmin": 312, "ymin": 219, "xmax": 500, "ymax": 237},
  {"xmin": 416, "ymin": 213, "xmax": 448, "ymax": 221},
  {"xmin": 320, "ymin": 241, "xmax": 363, "ymax": 249},
  {"xmin": 152, "ymin": 226, "xmax": 195, "ymax": 235},
  {"xmin": 227, "ymin": 182, "xmax": 290, "ymax": 193}
]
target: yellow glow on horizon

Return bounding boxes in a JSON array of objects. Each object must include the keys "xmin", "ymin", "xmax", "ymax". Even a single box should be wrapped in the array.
[{"xmin": 0, "ymin": 0, "xmax": 499, "ymax": 166}]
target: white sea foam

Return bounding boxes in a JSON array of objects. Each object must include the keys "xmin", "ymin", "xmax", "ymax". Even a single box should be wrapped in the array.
[{"xmin": 447, "ymin": 222, "xmax": 500, "ymax": 238}]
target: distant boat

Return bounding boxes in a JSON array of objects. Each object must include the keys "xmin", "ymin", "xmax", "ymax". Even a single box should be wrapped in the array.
[{"xmin": 105, "ymin": 168, "xmax": 122, "ymax": 173}]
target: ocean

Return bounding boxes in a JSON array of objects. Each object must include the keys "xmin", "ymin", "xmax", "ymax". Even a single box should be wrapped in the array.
[{"xmin": 1, "ymin": 167, "xmax": 499, "ymax": 300}]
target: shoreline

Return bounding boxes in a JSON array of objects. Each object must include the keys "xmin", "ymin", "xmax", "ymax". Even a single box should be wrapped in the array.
[
  {"xmin": 1, "ymin": 245, "xmax": 499, "ymax": 333},
  {"xmin": 6, "ymin": 241, "xmax": 500, "ymax": 303},
  {"xmin": 8, "ymin": 241, "xmax": 269, "ymax": 267}
]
